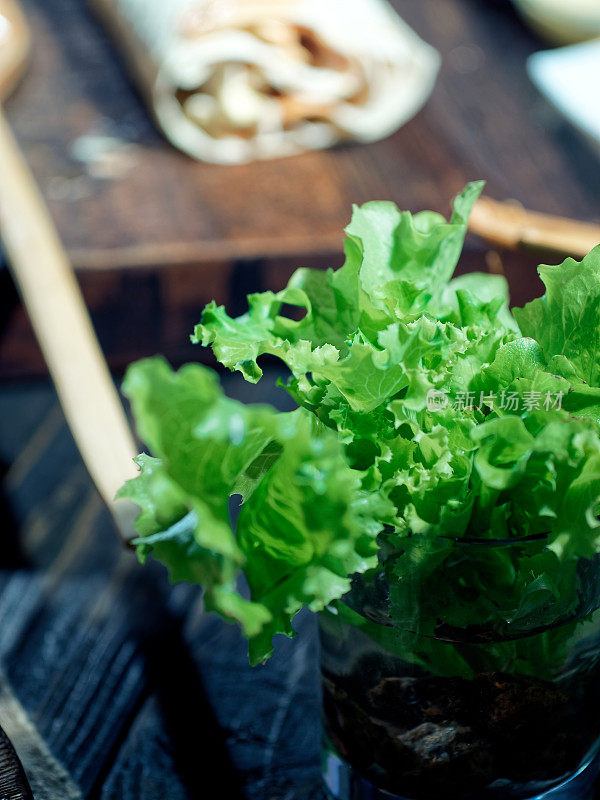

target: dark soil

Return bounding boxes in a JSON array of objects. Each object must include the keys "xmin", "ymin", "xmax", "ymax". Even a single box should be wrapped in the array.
[{"xmin": 322, "ymin": 668, "xmax": 598, "ymax": 800}]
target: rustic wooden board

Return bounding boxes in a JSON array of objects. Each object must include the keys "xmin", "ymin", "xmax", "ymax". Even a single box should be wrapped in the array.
[{"xmin": 4, "ymin": 0, "xmax": 600, "ymax": 274}]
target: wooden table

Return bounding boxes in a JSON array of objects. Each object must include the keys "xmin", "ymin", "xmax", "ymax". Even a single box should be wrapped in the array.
[
  {"xmin": 2, "ymin": 0, "xmax": 600, "ymax": 376},
  {"xmin": 2, "ymin": 0, "xmax": 600, "ymax": 797}
]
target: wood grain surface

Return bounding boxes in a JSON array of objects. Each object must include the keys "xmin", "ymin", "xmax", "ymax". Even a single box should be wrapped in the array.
[
  {"xmin": 4, "ymin": 0, "xmax": 600, "ymax": 271},
  {"xmin": 0, "ymin": 722, "xmax": 33, "ymax": 800}
]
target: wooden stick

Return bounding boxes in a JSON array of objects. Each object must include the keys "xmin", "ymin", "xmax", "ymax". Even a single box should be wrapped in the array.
[
  {"xmin": 0, "ymin": 108, "xmax": 139, "ymax": 541},
  {"xmin": 469, "ymin": 196, "xmax": 600, "ymax": 260}
]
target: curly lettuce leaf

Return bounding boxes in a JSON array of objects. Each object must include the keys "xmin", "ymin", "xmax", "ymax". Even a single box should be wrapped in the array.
[
  {"xmin": 236, "ymin": 412, "xmax": 392, "ymax": 663},
  {"xmin": 481, "ymin": 336, "xmax": 600, "ymax": 427},
  {"xmin": 470, "ymin": 413, "xmax": 600, "ymax": 556},
  {"xmin": 118, "ymin": 357, "xmax": 388, "ymax": 662},
  {"xmin": 441, "ymin": 271, "xmax": 518, "ymax": 332},
  {"xmin": 513, "ymin": 246, "xmax": 600, "ymax": 385},
  {"xmin": 194, "ymin": 182, "xmax": 485, "ymax": 381}
]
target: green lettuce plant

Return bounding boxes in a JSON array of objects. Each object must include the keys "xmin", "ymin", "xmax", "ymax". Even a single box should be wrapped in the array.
[{"xmin": 118, "ymin": 182, "xmax": 600, "ymax": 673}]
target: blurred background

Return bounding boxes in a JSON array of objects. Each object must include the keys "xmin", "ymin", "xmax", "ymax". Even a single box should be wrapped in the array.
[{"xmin": 0, "ymin": 0, "xmax": 599, "ymax": 798}]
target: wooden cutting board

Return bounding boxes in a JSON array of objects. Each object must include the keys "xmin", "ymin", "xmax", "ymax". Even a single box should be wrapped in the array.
[{"xmin": 4, "ymin": 0, "xmax": 599, "ymax": 273}]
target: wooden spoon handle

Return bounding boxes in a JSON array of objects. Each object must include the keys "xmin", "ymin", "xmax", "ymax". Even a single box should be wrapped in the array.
[
  {"xmin": 469, "ymin": 196, "xmax": 600, "ymax": 260},
  {"xmin": 0, "ymin": 108, "xmax": 139, "ymax": 541}
]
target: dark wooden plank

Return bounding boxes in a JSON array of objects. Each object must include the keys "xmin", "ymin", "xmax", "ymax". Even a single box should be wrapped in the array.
[
  {"xmin": 0, "ymin": 260, "xmax": 237, "ymax": 378},
  {"xmin": 0, "ymin": 253, "xmax": 345, "ymax": 378},
  {"xmin": 98, "ymin": 697, "xmax": 192, "ymax": 800}
]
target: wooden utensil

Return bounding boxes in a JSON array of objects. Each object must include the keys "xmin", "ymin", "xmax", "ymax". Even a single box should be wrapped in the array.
[
  {"xmin": 469, "ymin": 196, "xmax": 600, "ymax": 260},
  {"xmin": 0, "ymin": 0, "xmax": 139, "ymax": 541}
]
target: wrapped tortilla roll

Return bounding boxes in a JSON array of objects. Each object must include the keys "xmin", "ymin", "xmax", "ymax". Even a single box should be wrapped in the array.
[{"xmin": 88, "ymin": 0, "xmax": 440, "ymax": 164}]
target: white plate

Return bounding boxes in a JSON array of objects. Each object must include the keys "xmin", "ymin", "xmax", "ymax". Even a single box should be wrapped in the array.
[{"xmin": 528, "ymin": 38, "xmax": 600, "ymax": 150}]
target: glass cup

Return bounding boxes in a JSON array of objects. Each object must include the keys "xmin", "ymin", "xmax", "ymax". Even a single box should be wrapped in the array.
[{"xmin": 319, "ymin": 535, "xmax": 600, "ymax": 800}]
